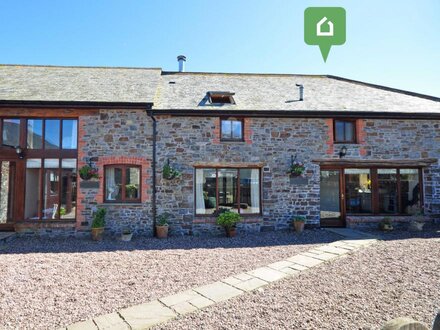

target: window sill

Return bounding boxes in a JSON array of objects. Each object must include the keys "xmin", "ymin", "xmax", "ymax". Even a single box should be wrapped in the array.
[
  {"xmin": 194, "ymin": 216, "xmax": 263, "ymax": 224},
  {"xmin": 102, "ymin": 202, "xmax": 143, "ymax": 206}
]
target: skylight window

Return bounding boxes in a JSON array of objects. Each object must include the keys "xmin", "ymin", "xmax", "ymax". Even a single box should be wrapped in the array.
[{"xmin": 208, "ymin": 91, "xmax": 235, "ymax": 105}]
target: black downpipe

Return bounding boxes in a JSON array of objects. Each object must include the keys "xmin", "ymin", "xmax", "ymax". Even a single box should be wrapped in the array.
[{"xmin": 147, "ymin": 110, "xmax": 157, "ymax": 236}]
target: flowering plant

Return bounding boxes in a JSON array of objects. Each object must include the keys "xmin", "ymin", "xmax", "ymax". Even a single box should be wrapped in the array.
[{"xmin": 79, "ymin": 165, "xmax": 99, "ymax": 180}]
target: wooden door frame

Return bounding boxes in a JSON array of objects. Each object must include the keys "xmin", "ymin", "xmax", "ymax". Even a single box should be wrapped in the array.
[{"xmin": 320, "ymin": 166, "xmax": 346, "ymax": 227}]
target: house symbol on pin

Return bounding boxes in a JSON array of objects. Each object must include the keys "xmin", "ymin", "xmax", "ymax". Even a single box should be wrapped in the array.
[{"xmin": 316, "ymin": 17, "xmax": 334, "ymax": 37}]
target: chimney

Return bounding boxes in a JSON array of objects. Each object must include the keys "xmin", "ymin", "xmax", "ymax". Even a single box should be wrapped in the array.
[
  {"xmin": 296, "ymin": 84, "xmax": 304, "ymax": 101},
  {"xmin": 177, "ymin": 55, "xmax": 186, "ymax": 72}
]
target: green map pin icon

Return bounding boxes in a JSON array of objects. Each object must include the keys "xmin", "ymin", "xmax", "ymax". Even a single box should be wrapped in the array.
[{"xmin": 304, "ymin": 7, "xmax": 346, "ymax": 62}]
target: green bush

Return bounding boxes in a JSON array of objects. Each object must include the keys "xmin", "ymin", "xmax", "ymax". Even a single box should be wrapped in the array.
[
  {"xmin": 292, "ymin": 216, "xmax": 306, "ymax": 222},
  {"xmin": 92, "ymin": 208, "xmax": 106, "ymax": 228},
  {"xmin": 216, "ymin": 211, "xmax": 242, "ymax": 229},
  {"xmin": 157, "ymin": 213, "xmax": 170, "ymax": 226}
]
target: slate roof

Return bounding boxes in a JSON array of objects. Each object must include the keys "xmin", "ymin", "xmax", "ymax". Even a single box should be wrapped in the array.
[
  {"xmin": 0, "ymin": 64, "xmax": 439, "ymax": 114},
  {"xmin": 0, "ymin": 65, "xmax": 161, "ymax": 103},
  {"xmin": 154, "ymin": 72, "xmax": 440, "ymax": 113}
]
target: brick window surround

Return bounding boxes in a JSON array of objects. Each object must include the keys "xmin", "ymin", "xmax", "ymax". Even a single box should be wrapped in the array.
[
  {"xmin": 326, "ymin": 119, "xmax": 366, "ymax": 155},
  {"xmin": 213, "ymin": 117, "xmax": 253, "ymax": 144},
  {"xmin": 95, "ymin": 156, "xmax": 150, "ymax": 204}
]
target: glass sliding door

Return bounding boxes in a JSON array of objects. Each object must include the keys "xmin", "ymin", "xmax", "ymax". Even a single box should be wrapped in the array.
[
  {"xmin": 345, "ymin": 169, "xmax": 372, "ymax": 214},
  {"xmin": 61, "ymin": 159, "xmax": 77, "ymax": 219},
  {"xmin": 378, "ymin": 169, "xmax": 398, "ymax": 214},
  {"xmin": 25, "ymin": 159, "xmax": 42, "ymax": 220},
  {"xmin": 400, "ymin": 169, "xmax": 421, "ymax": 214},
  {"xmin": 320, "ymin": 169, "xmax": 344, "ymax": 226}
]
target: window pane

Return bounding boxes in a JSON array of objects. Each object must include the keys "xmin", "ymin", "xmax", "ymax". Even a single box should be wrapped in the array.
[
  {"xmin": 125, "ymin": 167, "xmax": 140, "ymax": 199},
  {"xmin": 42, "ymin": 168, "xmax": 60, "ymax": 219},
  {"xmin": 195, "ymin": 168, "xmax": 216, "ymax": 214},
  {"xmin": 239, "ymin": 169, "xmax": 260, "ymax": 214},
  {"xmin": 232, "ymin": 121, "xmax": 243, "ymax": 139},
  {"xmin": 221, "ymin": 120, "xmax": 232, "ymax": 139},
  {"xmin": 62, "ymin": 120, "xmax": 78, "ymax": 149},
  {"xmin": 105, "ymin": 167, "xmax": 122, "ymax": 201},
  {"xmin": 335, "ymin": 121, "xmax": 345, "ymax": 142},
  {"xmin": 44, "ymin": 159, "xmax": 59, "ymax": 168},
  {"xmin": 61, "ymin": 159, "xmax": 77, "ymax": 219},
  {"xmin": 44, "ymin": 119, "xmax": 60, "ymax": 149},
  {"xmin": 218, "ymin": 169, "xmax": 238, "ymax": 213},
  {"xmin": 2, "ymin": 119, "xmax": 20, "ymax": 147},
  {"xmin": 27, "ymin": 119, "xmax": 43, "ymax": 149},
  {"xmin": 25, "ymin": 159, "xmax": 41, "ymax": 220},
  {"xmin": 26, "ymin": 158, "xmax": 42, "ymax": 168},
  {"xmin": 344, "ymin": 122, "xmax": 354, "ymax": 142},
  {"xmin": 345, "ymin": 169, "xmax": 372, "ymax": 213},
  {"xmin": 378, "ymin": 169, "xmax": 398, "ymax": 214},
  {"xmin": 400, "ymin": 169, "xmax": 420, "ymax": 214}
]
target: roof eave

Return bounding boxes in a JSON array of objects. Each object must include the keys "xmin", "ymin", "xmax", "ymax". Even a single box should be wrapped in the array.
[
  {"xmin": 149, "ymin": 109, "xmax": 440, "ymax": 120},
  {"xmin": 0, "ymin": 100, "xmax": 153, "ymax": 110}
]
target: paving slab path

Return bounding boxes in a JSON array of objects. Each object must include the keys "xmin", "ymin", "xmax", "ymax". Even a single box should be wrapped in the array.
[{"xmin": 63, "ymin": 230, "xmax": 378, "ymax": 330}]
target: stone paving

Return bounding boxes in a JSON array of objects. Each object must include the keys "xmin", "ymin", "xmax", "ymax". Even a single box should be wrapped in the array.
[{"xmin": 63, "ymin": 230, "xmax": 378, "ymax": 330}]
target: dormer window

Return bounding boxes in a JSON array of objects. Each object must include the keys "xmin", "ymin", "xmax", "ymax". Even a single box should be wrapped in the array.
[{"xmin": 208, "ymin": 91, "xmax": 235, "ymax": 105}]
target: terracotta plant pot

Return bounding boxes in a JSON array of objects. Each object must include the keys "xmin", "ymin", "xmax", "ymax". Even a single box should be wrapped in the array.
[
  {"xmin": 225, "ymin": 227, "xmax": 236, "ymax": 237},
  {"xmin": 91, "ymin": 227, "xmax": 104, "ymax": 241},
  {"xmin": 156, "ymin": 225, "xmax": 169, "ymax": 238},
  {"xmin": 294, "ymin": 221, "xmax": 305, "ymax": 234},
  {"xmin": 121, "ymin": 233, "xmax": 133, "ymax": 242}
]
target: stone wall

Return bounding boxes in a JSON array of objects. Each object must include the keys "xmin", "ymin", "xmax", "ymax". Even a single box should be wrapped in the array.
[
  {"xmin": 0, "ymin": 162, "xmax": 9, "ymax": 223},
  {"xmin": 156, "ymin": 117, "xmax": 328, "ymax": 236},
  {"xmin": 72, "ymin": 113, "xmax": 440, "ymax": 237},
  {"xmin": 76, "ymin": 109, "xmax": 153, "ymax": 236},
  {"xmin": 155, "ymin": 117, "xmax": 440, "ymax": 235}
]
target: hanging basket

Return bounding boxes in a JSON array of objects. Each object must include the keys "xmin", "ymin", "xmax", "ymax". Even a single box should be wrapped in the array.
[
  {"xmin": 79, "ymin": 165, "xmax": 99, "ymax": 181},
  {"xmin": 162, "ymin": 161, "xmax": 181, "ymax": 180}
]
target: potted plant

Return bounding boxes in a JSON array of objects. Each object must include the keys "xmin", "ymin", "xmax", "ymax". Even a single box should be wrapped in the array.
[
  {"xmin": 121, "ymin": 228, "xmax": 133, "ymax": 242},
  {"xmin": 292, "ymin": 216, "xmax": 306, "ymax": 233},
  {"xmin": 156, "ymin": 213, "xmax": 170, "ymax": 238},
  {"xmin": 91, "ymin": 208, "xmax": 106, "ymax": 241},
  {"xmin": 216, "ymin": 211, "xmax": 242, "ymax": 237},
  {"xmin": 379, "ymin": 217, "xmax": 393, "ymax": 231},
  {"xmin": 125, "ymin": 184, "xmax": 138, "ymax": 199},
  {"xmin": 162, "ymin": 160, "xmax": 182, "ymax": 180},
  {"xmin": 79, "ymin": 165, "xmax": 99, "ymax": 180}
]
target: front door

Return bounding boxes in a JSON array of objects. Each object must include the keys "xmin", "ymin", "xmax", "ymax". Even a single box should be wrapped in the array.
[
  {"xmin": 0, "ymin": 160, "xmax": 17, "ymax": 231},
  {"xmin": 320, "ymin": 169, "xmax": 345, "ymax": 227}
]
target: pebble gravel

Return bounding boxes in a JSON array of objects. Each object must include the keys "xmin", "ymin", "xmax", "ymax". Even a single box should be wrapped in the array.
[
  {"xmin": 0, "ymin": 229, "xmax": 337, "ymax": 329},
  {"xmin": 156, "ymin": 226, "xmax": 440, "ymax": 330}
]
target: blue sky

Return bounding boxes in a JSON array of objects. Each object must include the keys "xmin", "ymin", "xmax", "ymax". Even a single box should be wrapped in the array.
[{"xmin": 0, "ymin": 0, "xmax": 439, "ymax": 96}]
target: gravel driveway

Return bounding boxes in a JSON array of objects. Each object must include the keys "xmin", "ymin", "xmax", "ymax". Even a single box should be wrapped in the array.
[
  {"xmin": 156, "ymin": 226, "xmax": 440, "ymax": 330},
  {"xmin": 0, "ymin": 229, "xmax": 338, "ymax": 329}
]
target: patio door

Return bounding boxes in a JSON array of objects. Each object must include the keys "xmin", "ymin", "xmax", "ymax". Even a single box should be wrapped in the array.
[
  {"xmin": 0, "ymin": 160, "xmax": 17, "ymax": 231},
  {"xmin": 320, "ymin": 169, "xmax": 345, "ymax": 227}
]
